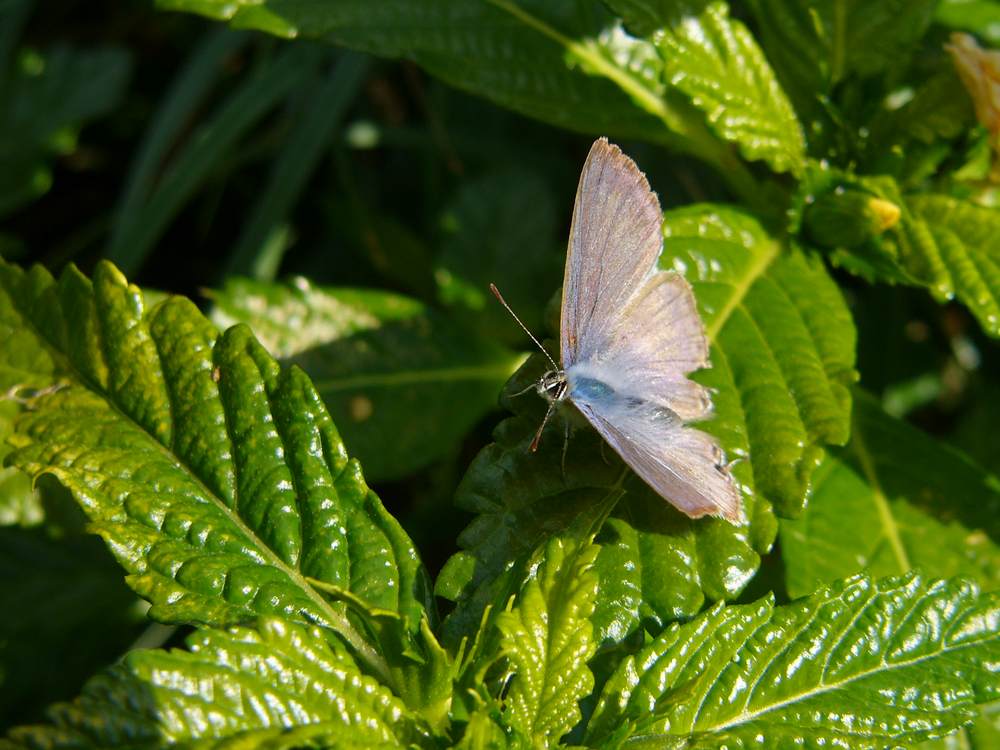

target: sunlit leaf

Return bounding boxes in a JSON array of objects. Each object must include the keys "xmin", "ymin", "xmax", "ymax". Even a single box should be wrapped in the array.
[
  {"xmin": 587, "ymin": 572, "xmax": 1000, "ymax": 748},
  {"xmin": 0, "ymin": 260, "xmax": 439, "ymax": 711},
  {"xmin": 6, "ymin": 617, "xmax": 424, "ymax": 749}
]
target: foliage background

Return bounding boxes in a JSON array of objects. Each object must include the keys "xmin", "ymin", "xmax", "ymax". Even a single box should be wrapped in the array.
[{"xmin": 1, "ymin": 0, "xmax": 999, "ymax": 745}]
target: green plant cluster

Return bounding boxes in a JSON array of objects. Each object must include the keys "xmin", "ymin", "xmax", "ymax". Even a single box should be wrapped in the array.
[{"xmin": 1, "ymin": 1, "xmax": 999, "ymax": 748}]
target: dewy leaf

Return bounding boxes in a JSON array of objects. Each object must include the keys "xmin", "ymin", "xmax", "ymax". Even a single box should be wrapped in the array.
[
  {"xmin": 656, "ymin": 1, "xmax": 806, "ymax": 175},
  {"xmin": 6, "ymin": 617, "xmax": 423, "ymax": 749},
  {"xmin": 497, "ymin": 535, "xmax": 600, "ymax": 746},
  {"xmin": 439, "ymin": 205, "xmax": 855, "ymax": 650},
  {"xmin": 782, "ymin": 391, "xmax": 1000, "ymax": 599},
  {"xmin": 0, "ymin": 260, "xmax": 436, "ymax": 707},
  {"xmin": 586, "ymin": 571, "xmax": 1000, "ymax": 748},
  {"xmin": 210, "ymin": 277, "xmax": 522, "ymax": 481},
  {"xmin": 896, "ymin": 194, "xmax": 1000, "ymax": 337}
]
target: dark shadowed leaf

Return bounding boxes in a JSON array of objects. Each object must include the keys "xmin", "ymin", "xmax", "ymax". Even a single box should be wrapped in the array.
[{"xmin": 210, "ymin": 277, "xmax": 523, "ymax": 481}]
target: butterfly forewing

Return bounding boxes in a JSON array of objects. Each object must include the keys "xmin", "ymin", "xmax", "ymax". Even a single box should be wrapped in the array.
[{"xmin": 562, "ymin": 138, "xmax": 664, "ymax": 367}]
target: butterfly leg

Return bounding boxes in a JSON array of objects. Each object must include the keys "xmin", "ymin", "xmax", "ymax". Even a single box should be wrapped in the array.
[
  {"xmin": 600, "ymin": 439, "xmax": 612, "ymax": 466},
  {"xmin": 561, "ymin": 417, "xmax": 571, "ymax": 480}
]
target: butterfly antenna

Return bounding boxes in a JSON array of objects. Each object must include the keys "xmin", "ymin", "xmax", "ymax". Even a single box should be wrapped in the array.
[{"xmin": 489, "ymin": 283, "xmax": 559, "ymax": 371}]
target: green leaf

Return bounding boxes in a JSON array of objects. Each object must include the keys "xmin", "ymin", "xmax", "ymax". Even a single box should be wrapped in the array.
[
  {"xmin": 866, "ymin": 69, "xmax": 973, "ymax": 153},
  {"xmin": 781, "ymin": 391, "xmax": 1000, "ymax": 599},
  {"xmin": 154, "ymin": 0, "xmax": 768, "ymax": 205},
  {"xmin": 891, "ymin": 193, "xmax": 1000, "ymax": 338},
  {"xmin": 497, "ymin": 534, "xmax": 600, "ymax": 746},
  {"xmin": 0, "ymin": 260, "xmax": 435, "ymax": 707},
  {"xmin": 0, "ymin": 39, "xmax": 130, "ymax": 218},
  {"xmin": 0, "ymin": 258, "xmax": 56, "ymax": 525},
  {"xmin": 6, "ymin": 617, "xmax": 423, "ymax": 749},
  {"xmin": 155, "ymin": 0, "xmax": 674, "ymax": 145},
  {"xmin": 586, "ymin": 571, "xmax": 1000, "ymax": 748},
  {"xmin": 748, "ymin": 0, "xmax": 937, "ymax": 98},
  {"xmin": 453, "ymin": 709, "xmax": 511, "ymax": 750},
  {"xmin": 209, "ymin": 277, "xmax": 523, "ymax": 481},
  {"xmin": 799, "ymin": 170, "xmax": 1000, "ymax": 339},
  {"xmin": 0, "ymin": 527, "xmax": 143, "ymax": 728},
  {"xmin": 602, "ymin": 0, "xmax": 705, "ymax": 35},
  {"xmin": 656, "ymin": 1, "xmax": 806, "ymax": 175},
  {"xmin": 439, "ymin": 205, "xmax": 855, "ymax": 648},
  {"xmin": 306, "ymin": 580, "xmax": 454, "ymax": 732},
  {"xmin": 844, "ymin": 191, "xmax": 1000, "ymax": 336},
  {"xmin": 916, "ymin": 700, "xmax": 1000, "ymax": 750}
]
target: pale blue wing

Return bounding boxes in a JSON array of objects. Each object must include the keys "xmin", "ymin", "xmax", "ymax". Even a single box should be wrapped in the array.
[
  {"xmin": 562, "ymin": 138, "xmax": 664, "ymax": 368},
  {"xmin": 568, "ymin": 372, "xmax": 742, "ymax": 523},
  {"xmin": 570, "ymin": 270, "xmax": 712, "ymax": 422}
]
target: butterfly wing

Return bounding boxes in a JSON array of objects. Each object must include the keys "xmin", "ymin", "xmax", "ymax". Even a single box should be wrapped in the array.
[
  {"xmin": 572, "ymin": 269, "xmax": 712, "ymax": 422},
  {"xmin": 562, "ymin": 138, "xmax": 664, "ymax": 368},
  {"xmin": 561, "ymin": 138, "xmax": 740, "ymax": 521},
  {"xmin": 571, "ymin": 382, "xmax": 742, "ymax": 523}
]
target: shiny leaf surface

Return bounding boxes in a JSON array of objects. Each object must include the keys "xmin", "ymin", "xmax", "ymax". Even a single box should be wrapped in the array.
[
  {"xmin": 497, "ymin": 535, "xmax": 600, "ymax": 746},
  {"xmin": 656, "ymin": 1, "xmax": 806, "ymax": 174},
  {"xmin": 6, "ymin": 617, "xmax": 421, "ymax": 749},
  {"xmin": 0, "ymin": 260, "xmax": 435, "ymax": 706},
  {"xmin": 586, "ymin": 572, "xmax": 1000, "ymax": 748}
]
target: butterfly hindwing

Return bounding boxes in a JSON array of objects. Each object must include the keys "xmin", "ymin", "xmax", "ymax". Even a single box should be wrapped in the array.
[{"xmin": 570, "ymin": 384, "xmax": 742, "ymax": 523}]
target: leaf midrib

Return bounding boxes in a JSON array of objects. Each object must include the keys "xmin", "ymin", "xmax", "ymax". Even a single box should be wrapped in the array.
[
  {"xmin": 851, "ymin": 418, "xmax": 911, "ymax": 571},
  {"xmin": 705, "ymin": 235, "xmax": 780, "ymax": 343}
]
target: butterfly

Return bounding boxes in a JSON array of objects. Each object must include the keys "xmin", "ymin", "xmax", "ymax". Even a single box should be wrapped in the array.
[{"xmin": 492, "ymin": 138, "xmax": 742, "ymax": 524}]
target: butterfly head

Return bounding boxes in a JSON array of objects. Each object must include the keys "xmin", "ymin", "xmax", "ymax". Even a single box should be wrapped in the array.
[{"xmin": 536, "ymin": 370, "xmax": 569, "ymax": 403}]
